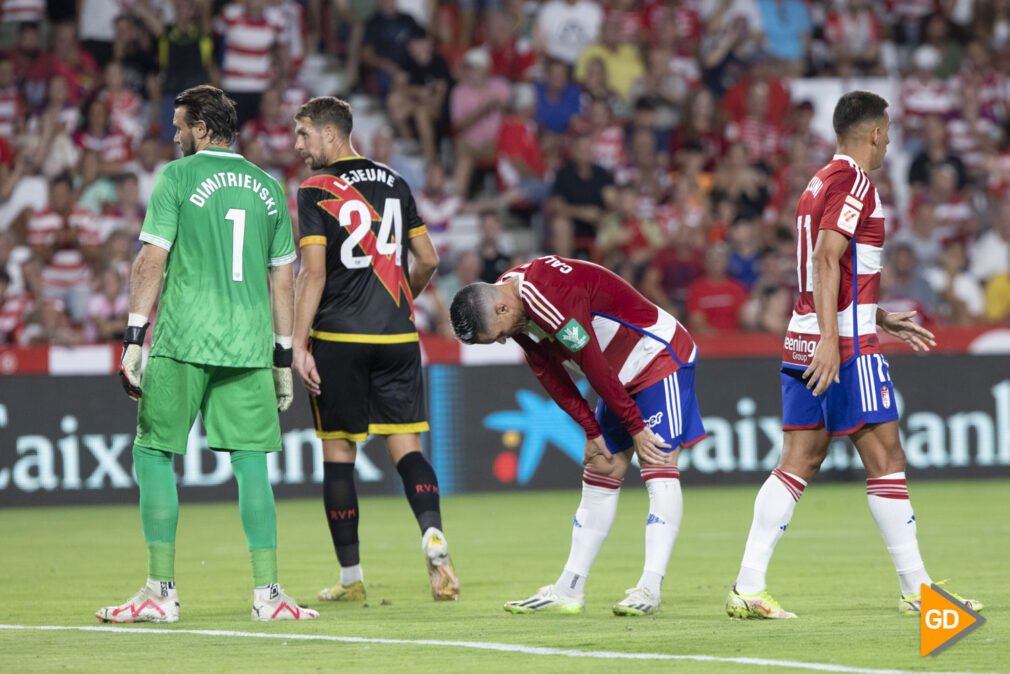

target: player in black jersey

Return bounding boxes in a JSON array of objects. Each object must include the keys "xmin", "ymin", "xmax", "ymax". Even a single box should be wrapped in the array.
[{"xmin": 292, "ymin": 96, "xmax": 459, "ymax": 602}]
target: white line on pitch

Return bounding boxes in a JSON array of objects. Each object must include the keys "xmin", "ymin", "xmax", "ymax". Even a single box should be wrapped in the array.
[{"xmin": 0, "ymin": 625, "xmax": 986, "ymax": 674}]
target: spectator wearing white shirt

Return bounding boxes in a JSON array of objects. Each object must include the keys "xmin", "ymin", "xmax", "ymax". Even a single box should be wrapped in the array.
[
  {"xmin": 533, "ymin": 0, "xmax": 603, "ymax": 65},
  {"xmin": 970, "ymin": 203, "xmax": 1010, "ymax": 283},
  {"xmin": 925, "ymin": 240, "xmax": 985, "ymax": 324}
]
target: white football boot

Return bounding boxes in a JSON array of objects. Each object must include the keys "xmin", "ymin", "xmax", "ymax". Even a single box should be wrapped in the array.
[
  {"xmin": 612, "ymin": 586, "xmax": 660, "ymax": 616},
  {"xmin": 96, "ymin": 583, "xmax": 180, "ymax": 624},
  {"xmin": 504, "ymin": 585, "xmax": 584, "ymax": 614},
  {"xmin": 252, "ymin": 584, "xmax": 319, "ymax": 621}
]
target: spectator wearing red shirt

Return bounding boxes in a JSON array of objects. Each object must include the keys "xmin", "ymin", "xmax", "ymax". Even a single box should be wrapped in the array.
[
  {"xmin": 723, "ymin": 80, "xmax": 783, "ymax": 168},
  {"xmin": 0, "ymin": 268, "xmax": 30, "ymax": 346},
  {"xmin": 27, "ymin": 174, "xmax": 102, "ymax": 323},
  {"xmin": 97, "ymin": 60, "xmax": 144, "ymax": 145},
  {"xmin": 45, "ymin": 20, "xmax": 100, "ymax": 104},
  {"xmin": 496, "ymin": 84, "xmax": 549, "ymax": 209},
  {"xmin": 486, "ymin": 9, "xmax": 537, "ymax": 82},
  {"xmin": 824, "ymin": 0, "xmax": 885, "ymax": 77},
  {"xmin": 74, "ymin": 98, "xmax": 132, "ymax": 175},
  {"xmin": 417, "ymin": 162, "xmax": 463, "ymax": 265},
  {"xmin": 597, "ymin": 184, "xmax": 663, "ymax": 268},
  {"xmin": 639, "ymin": 224, "xmax": 705, "ymax": 317},
  {"xmin": 0, "ymin": 55, "xmax": 24, "ymax": 144},
  {"xmin": 671, "ymin": 88, "xmax": 726, "ymax": 172},
  {"xmin": 100, "ymin": 173, "xmax": 145, "ymax": 241},
  {"xmin": 240, "ymin": 88, "xmax": 297, "ymax": 176},
  {"xmin": 25, "ymin": 75, "xmax": 80, "ymax": 178},
  {"xmin": 721, "ymin": 59, "xmax": 790, "ymax": 126},
  {"xmin": 900, "ymin": 45, "xmax": 955, "ymax": 150},
  {"xmin": 686, "ymin": 242, "xmax": 748, "ymax": 333},
  {"xmin": 642, "ymin": 0, "xmax": 702, "ymax": 45},
  {"xmin": 582, "ymin": 97, "xmax": 625, "ymax": 173}
]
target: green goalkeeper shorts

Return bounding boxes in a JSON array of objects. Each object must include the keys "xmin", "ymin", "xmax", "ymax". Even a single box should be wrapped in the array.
[{"xmin": 136, "ymin": 356, "xmax": 281, "ymax": 454}]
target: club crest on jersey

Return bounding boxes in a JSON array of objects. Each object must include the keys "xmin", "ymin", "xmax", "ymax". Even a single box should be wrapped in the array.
[
  {"xmin": 881, "ymin": 385, "xmax": 891, "ymax": 409},
  {"xmin": 557, "ymin": 318, "xmax": 589, "ymax": 352}
]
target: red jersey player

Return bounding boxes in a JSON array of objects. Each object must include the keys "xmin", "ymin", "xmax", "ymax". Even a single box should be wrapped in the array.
[
  {"xmin": 450, "ymin": 255, "xmax": 706, "ymax": 616},
  {"xmin": 726, "ymin": 91, "xmax": 982, "ymax": 619}
]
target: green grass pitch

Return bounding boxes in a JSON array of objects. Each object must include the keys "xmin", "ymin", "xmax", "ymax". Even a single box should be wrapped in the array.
[{"xmin": 1, "ymin": 479, "xmax": 1005, "ymax": 673}]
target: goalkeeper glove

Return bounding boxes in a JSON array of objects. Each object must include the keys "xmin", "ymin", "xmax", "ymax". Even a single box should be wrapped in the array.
[
  {"xmin": 119, "ymin": 320, "xmax": 149, "ymax": 400},
  {"xmin": 273, "ymin": 340, "xmax": 293, "ymax": 412}
]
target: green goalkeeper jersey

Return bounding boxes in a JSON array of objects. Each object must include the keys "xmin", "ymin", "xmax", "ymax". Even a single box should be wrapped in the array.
[{"xmin": 139, "ymin": 147, "xmax": 296, "ymax": 368}]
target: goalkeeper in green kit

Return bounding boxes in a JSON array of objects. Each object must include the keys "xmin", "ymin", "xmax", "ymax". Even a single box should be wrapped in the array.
[{"xmin": 97, "ymin": 85, "xmax": 317, "ymax": 623}]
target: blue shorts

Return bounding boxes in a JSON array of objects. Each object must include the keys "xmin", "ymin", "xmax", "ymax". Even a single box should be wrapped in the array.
[
  {"xmin": 781, "ymin": 353, "xmax": 898, "ymax": 436},
  {"xmin": 595, "ymin": 366, "xmax": 707, "ymax": 455}
]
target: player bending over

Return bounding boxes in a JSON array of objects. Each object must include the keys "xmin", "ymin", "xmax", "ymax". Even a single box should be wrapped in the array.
[
  {"xmin": 451, "ymin": 255, "xmax": 706, "ymax": 616},
  {"xmin": 99, "ymin": 85, "xmax": 316, "ymax": 623},
  {"xmin": 726, "ymin": 90, "xmax": 982, "ymax": 620},
  {"xmin": 292, "ymin": 96, "xmax": 458, "ymax": 602}
]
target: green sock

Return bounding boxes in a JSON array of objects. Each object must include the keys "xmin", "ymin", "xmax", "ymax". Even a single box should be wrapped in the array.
[
  {"xmin": 230, "ymin": 450, "xmax": 278, "ymax": 586},
  {"xmin": 133, "ymin": 445, "xmax": 179, "ymax": 581}
]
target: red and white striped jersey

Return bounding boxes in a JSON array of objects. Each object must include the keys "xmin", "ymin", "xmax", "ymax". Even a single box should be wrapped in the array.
[
  {"xmin": 899, "ymin": 77, "xmax": 953, "ymax": 133},
  {"xmin": 0, "ymin": 86, "xmax": 23, "ymax": 141},
  {"xmin": 499, "ymin": 255, "xmax": 697, "ymax": 439},
  {"xmin": 98, "ymin": 89, "xmax": 144, "ymax": 143},
  {"xmin": 0, "ymin": 0, "xmax": 45, "ymax": 23},
  {"xmin": 75, "ymin": 130, "xmax": 132, "ymax": 164},
  {"xmin": 0, "ymin": 292, "xmax": 31, "ymax": 345},
  {"xmin": 28, "ymin": 209, "xmax": 102, "ymax": 291},
  {"xmin": 784, "ymin": 155, "xmax": 884, "ymax": 367},
  {"xmin": 240, "ymin": 118, "xmax": 293, "ymax": 162},
  {"xmin": 215, "ymin": 3, "xmax": 287, "ymax": 93}
]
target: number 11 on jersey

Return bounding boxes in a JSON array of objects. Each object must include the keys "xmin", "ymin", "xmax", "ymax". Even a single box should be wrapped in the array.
[
  {"xmin": 227, "ymin": 208, "xmax": 246, "ymax": 282},
  {"xmin": 796, "ymin": 214, "xmax": 813, "ymax": 292}
]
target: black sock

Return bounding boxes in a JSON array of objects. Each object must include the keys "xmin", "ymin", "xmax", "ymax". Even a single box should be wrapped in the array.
[
  {"xmin": 322, "ymin": 462, "xmax": 360, "ymax": 567},
  {"xmin": 396, "ymin": 452, "xmax": 442, "ymax": 534}
]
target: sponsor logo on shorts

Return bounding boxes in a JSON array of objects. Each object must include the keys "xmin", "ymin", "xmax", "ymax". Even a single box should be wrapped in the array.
[
  {"xmin": 881, "ymin": 386, "xmax": 891, "ymax": 409},
  {"xmin": 646, "ymin": 411, "xmax": 664, "ymax": 428}
]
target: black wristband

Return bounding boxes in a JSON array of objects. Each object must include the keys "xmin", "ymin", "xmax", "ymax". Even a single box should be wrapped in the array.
[
  {"xmin": 274, "ymin": 344, "xmax": 293, "ymax": 368},
  {"xmin": 124, "ymin": 323, "xmax": 150, "ymax": 347}
]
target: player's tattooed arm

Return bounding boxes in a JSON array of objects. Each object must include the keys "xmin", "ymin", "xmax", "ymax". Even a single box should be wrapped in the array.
[
  {"xmin": 127, "ymin": 243, "xmax": 168, "ymax": 319},
  {"xmin": 877, "ymin": 309, "xmax": 936, "ymax": 352}
]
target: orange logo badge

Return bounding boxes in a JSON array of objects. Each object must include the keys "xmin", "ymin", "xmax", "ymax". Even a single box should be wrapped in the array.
[{"xmin": 920, "ymin": 584, "xmax": 986, "ymax": 656}]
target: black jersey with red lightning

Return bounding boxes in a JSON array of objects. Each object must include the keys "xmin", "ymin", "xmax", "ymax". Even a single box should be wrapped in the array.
[{"xmin": 297, "ymin": 157, "xmax": 428, "ymax": 337}]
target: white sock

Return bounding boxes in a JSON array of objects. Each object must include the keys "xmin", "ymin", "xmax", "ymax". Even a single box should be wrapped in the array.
[
  {"xmin": 146, "ymin": 578, "xmax": 176, "ymax": 598},
  {"xmin": 254, "ymin": 583, "xmax": 280, "ymax": 602},
  {"xmin": 340, "ymin": 564, "xmax": 363, "ymax": 586},
  {"xmin": 638, "ymin": 466, "xmax": 683, "ymax": 596},
  {"xmin": 555, "ymin": 469, "xmax": 622, "ymax": 598},
  {"xmin": 867, "ymin": 472, "xmax": 931, "ymax": 595},
  {"xmin": 736, "ymin": 468, "xmax": 806, "ymax": 595}
]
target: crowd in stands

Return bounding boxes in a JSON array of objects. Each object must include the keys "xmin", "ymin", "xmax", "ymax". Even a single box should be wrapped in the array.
[{"xmin": 2, "ymin": 0, "xmax": 1010, "ymax": 348}]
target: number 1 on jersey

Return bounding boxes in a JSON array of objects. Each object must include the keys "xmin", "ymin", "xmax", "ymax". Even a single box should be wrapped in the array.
[{"xmin": 227, "ymin": 208, "xmax": 245, "ymax": 282}]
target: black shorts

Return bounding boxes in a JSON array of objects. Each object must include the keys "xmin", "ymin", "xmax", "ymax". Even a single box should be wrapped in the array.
[{"xmin": 308, "ymin": 338, "xmax": 429, "ymax": 441}]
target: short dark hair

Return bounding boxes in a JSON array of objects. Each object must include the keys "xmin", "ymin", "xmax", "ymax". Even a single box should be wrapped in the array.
[
  {"xmin": 50, "ymin": 172, "xmax": 74, "ymax": 190},
  {"xmin": 449, "ymin": 283, "xmax": 495, "ymax": 345},
  {"xmin": 832, "ymin": 90, "xmax": 889, "ymax": 138},
  {"xmin": 174, "ymin": 85, "xmax": 238, "ymax": 144},
  {"xmin": 296, "ymin": 96, "xmax": 353, "ymax": 137}
]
